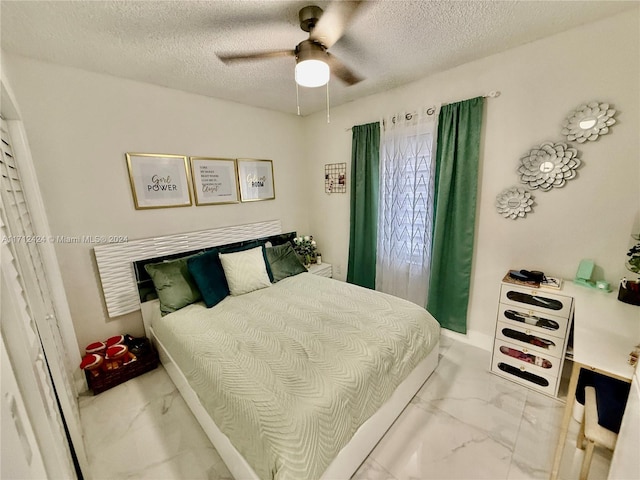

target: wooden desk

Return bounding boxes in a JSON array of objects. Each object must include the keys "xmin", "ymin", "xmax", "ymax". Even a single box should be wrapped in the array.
[{"xmin": 550, "ymin": 282, "xmax": 640, "ymax": 480}]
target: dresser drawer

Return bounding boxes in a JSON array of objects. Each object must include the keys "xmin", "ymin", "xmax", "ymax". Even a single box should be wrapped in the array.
[
  {"xmin": 491, "ymin": 354, "xmax": 558, "ymax": 396},
  {"xmin": 492, "ymin": 338, "xmax": 561, "ymax": 378},
  {"xmin": 500, "ymin": 284, "xmax": 573, "ymax": 318},
  {"xmin": 497, "ymin": 303, "xmax": 570, "ymax": 340},
  {"xmin": 495, "ymin": 321, "xmax": 562, "ymax": 358}
]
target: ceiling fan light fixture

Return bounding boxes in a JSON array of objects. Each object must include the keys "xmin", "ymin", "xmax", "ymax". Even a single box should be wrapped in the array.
[
  {"xmin": 218, "ymin": 4, "xmax": 365, "ymax": 90},
  {"xmin": 295, "ymin": 59, "xmax": 330, "ymax": 88},
  {"xmin": 295, "ymin": 40, "xmax": 330, "ymax": 88}
]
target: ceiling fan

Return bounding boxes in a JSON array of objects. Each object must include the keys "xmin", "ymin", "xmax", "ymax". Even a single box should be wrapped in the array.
[{"xmin": 217, "ymin": 1, "xmax": 365, "ymax": 88}]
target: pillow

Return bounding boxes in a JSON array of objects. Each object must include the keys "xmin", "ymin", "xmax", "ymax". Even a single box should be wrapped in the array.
[
  {"xmin": 219, "ymin": 241, "xmax": 274, "ymax": 282},
  {"xmin": 187, "ymin": 249, "xmax": 229, "ymax": 308},
  {"xmin": 265, "ymin": 243, "xmax": 307, "ymax": 282},
  {"xmin": 218, "ymin": 246, "xmax": 272, "ymax": 295},
  {"xmin": 144, "ymin": 256, "xmax": 202, "ymax": 315}
]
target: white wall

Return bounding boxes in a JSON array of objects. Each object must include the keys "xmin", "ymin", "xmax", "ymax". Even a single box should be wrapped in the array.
[
  {"xmin": 3, "ymin": 10, "xmax": 638, "ymax": 355},
  {"xmin": 304, "ymin": 11, "xmax": 640, "ymax": 349},
  {"xmin": 2, "ymin": 54, "xmax": 308, "ymax": 352}
]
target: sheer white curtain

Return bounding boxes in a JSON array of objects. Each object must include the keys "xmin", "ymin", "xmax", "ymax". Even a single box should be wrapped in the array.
[{"xmin": 376, "ymin": 108, "xmax": 438, "ymax": 307}]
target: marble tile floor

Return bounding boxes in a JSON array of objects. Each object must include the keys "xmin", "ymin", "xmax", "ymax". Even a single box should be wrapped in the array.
[{"xmin": 78, "ymin": 336, "xmax": 612, "ymax": 480}]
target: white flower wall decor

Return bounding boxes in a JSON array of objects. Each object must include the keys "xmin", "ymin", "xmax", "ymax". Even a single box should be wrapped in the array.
[
  {"xmin": 561, "ymin": 101, "xmax": 616, "ymax": 143},
  {"xmin": 496, "ymin": 187, "xmax": 534, "ymax": 220},
  {"xmin": 518, "ymin": 142, "xmax": 581, "ymax": 191}
]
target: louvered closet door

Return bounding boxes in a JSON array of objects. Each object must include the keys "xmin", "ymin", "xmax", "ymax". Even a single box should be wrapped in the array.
[
  {"xmin": 1, "ymin": 117, "xmax": 89, "ymax": 478},
  {"xmin": 1, "ymin": 332, "xmax": 48, "ymax": 479},
  {"xmin": 1, "ymin": 216, "xmax": 77, "ymax": 478}
]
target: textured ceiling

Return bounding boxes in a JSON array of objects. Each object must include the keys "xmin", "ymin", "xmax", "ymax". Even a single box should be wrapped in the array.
[{"xmin": 1, "ymin": 1, "xmax": 635, "ymax": 116}]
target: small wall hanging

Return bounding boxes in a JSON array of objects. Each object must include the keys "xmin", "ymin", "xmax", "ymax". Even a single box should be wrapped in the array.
[
  {"xmin": 189, "ymin": 157, "xmax": 239, "ymax": 205},
  {"xmin": 237, "ymin": 159, "xmax": 275, "ymax": 202},
  {"xmin": 496, "ymin": 187, "xmax": 534, "ymax": 220},
  {"xmin": 518, "ymin": 142, "xmax": 581, "ymax": 191},
  {"xmin": 561, "ymin": 101, "xmax": 616, "ymax": 143},
  {"xmin": 325, "ymin": 162, "xmax": 346, "ymax": 193},
  {"xmin": 125, "ymin": 153, "xmax": 193, "ymax": 209}
]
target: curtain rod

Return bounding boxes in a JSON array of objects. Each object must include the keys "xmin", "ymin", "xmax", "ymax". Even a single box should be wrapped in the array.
[
  {"xmin": 345, "ymin": 90, "xmax": 501, "ymax": 131},
  {"xmin": 442, "ymin": 90, "xmax": 500, "ymax": 106}
]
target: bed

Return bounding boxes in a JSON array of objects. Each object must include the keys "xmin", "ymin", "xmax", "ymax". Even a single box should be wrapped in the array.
[{"xmin": 96, "ymin": 221, "xmax": 440, "ymax": 480}]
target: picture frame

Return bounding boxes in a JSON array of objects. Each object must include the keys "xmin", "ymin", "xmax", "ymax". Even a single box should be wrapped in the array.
[
  {"xmin": 125, "ymin": 153, "xmax": 193, "ymax": 209},
  {"xmin": 237, "ymin": 159, "xmax": 275, "ymax": 202},
  {"xmin": 189, "ymin": 157, "xmax": 239, "ymax": 205}
]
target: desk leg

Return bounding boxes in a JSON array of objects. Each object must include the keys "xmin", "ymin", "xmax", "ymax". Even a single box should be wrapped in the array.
[{"xmin": 550, "ymin": 361, "xmax": 583, "ymax": 480}]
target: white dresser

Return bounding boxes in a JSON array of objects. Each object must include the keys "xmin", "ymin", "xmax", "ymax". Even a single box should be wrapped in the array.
[{"xmin": 490, "ymin": 281, "xmax": 574, "ymax": 397}]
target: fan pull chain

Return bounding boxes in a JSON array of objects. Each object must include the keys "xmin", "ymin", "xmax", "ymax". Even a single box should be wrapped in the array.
[
  {"xmin": 296, "ymin": 82, "xmax": 301, "ymax": 116},
  {"xmin": 326, "ymin": 81, "xmax": 331, "ymax": 124}
]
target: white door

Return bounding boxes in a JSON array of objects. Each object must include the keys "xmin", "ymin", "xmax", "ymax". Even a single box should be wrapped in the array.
[
  {"xmin": 1, "ymin": 333, "xmax": 48, "ymax": 480},
  {"xmin": 1, "ymin": 114, "xmax": 90, "ymax": 477},
  {"xmin": 608, "ymin": 369, "xmax": 640, "ymax": 480},
  {"xmin": 1, "ymin": 215, "xmax": 77, "ymax": 478}
]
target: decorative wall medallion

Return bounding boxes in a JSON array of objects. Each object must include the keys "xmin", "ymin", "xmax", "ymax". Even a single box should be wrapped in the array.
[
  {"xmin": 518, "ymin": 142, "xmax": 581, "ymax": 191},
  {"xmin": 561, "ymin": 101, "xmax": 616, "ymax": 143},
  {"xmin": 496, "ymin": 187, "xmax": 534, "ymax": 220}
]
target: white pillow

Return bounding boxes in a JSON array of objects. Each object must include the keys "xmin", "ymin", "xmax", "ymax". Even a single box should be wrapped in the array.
[{"xmin": 219, "ymin": 246, "xmax": 272, "ymax": 296}]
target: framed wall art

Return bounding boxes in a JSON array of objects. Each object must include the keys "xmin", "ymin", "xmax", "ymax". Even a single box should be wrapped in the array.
[
  {"xmin": 237, "ymin": 159, "xmax": 275, "ymax": 202},
  {"xmin": 125, "ymin": 153, "xmax": 193, "ymax": 209},
  {"xmin": 189, "ymin": 157, "xmax": 239, "ymax": 205}
]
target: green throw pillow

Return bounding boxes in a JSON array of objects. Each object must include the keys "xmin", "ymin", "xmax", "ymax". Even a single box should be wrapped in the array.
[
  {"xmin": 187, "ymin": 249, "xmax": 229, "ymax": 308},
  {"xmin": 144, "ymin": 256, "xmax": 202, "ymax": 315},
  {"xmin": 265, "ymin": 243, "xmax": 307, "ymax": 282}
]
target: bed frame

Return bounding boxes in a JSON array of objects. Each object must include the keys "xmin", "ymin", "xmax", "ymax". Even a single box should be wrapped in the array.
[{"xmin": 102, "ymin": 221, "xmax": 439, "ymax": 480}]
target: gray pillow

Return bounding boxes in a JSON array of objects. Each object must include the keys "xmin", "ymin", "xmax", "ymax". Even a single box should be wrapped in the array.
[{"xmin": 265, "ymin": 243, "xmax": 307, "ymax": 282}]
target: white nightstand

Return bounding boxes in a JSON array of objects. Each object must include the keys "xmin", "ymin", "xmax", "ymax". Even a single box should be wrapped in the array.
[{"xmin": 307, "ymin": 263, "xmax": 332, "ymax": 278}]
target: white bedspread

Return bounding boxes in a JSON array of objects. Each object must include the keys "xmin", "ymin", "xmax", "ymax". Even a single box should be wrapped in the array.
[{"xmin": 152, "ymin": 273, "xmax": 440, "ymax": 480}]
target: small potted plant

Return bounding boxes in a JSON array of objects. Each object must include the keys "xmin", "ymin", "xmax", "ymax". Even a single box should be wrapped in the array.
[{"xmin": 618, "ymin": 235, "xmax": 640, "ymax": 306}]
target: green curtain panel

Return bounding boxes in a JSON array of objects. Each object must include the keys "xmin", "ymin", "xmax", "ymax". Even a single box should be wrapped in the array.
[
  {"xmin": 347, "ymin": 122, "xmax": 380, "ymax": 289},
  {"xmin": 427, "ymin": 97, "xmax": 484, "ymax": 333}
]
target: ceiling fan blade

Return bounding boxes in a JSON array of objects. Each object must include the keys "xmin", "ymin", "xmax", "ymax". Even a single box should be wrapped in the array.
[
  {"xmin": 217, "ymin": 50, "xmax": 295, "ymax": 64},
  {"xmin": 309, "ymin": 1, "xmax": 364, "ymax": 49},
  {"xmin": 326, "ymin": 53, "xmax": 363, "ymax": 86}
]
